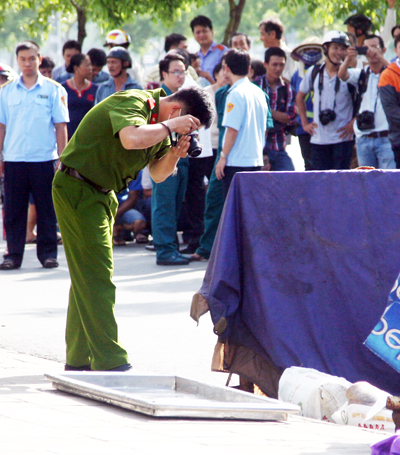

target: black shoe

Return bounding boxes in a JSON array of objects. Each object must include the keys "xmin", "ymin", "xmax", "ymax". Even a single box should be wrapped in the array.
[
  {"xmin": 43, "ymin": 258, "xmax": 59, "ymax": 269},
  {"xmin": 145, "ymin": 244, "xmax": 156, "ymax": 252},
  {"xmin": 0, "ymin": 259, "xmax": 20, "ymax": 270},
  {"xmin": 65, "ymin": 364, "xmax": 92, "ymax": 371},
  {"xmin": 107, "ymin": 363, "xmax": 132, "ymax": 372},
  {"xmin": 180, "ymin": 245, "xmax": 199, "ymax": 254},
  {"xmin": 157, "ymin": 252, "xmax": 190, "ymax": 266},
  {"xmin": 178, "ymin": 252, "xmax": 194, "ymax": 262}
]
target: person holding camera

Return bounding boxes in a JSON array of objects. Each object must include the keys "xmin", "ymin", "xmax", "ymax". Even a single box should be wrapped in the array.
[
  {"xmin": 338, "ymin": 35, "xmax": 394, "ymax": 169},
  {"xmin": 296, "ymin": 31, "xmax": 355, "ymax": 170},
  {"xmin": 52, "ymin": 85, "xmax": 214, "ymax": 371},
  {"xmin": 379, "ymin": 34, "xmax": 400, "ymax": 168}
]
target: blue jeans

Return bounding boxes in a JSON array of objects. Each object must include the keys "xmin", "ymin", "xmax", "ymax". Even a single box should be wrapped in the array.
[
  {"xmin": 266, "ymin": 149, "xmax": 295, "ymax": 171},
  {"xmin": 356, "ymin": 135, "xmax": 396, "ymax": 169}
]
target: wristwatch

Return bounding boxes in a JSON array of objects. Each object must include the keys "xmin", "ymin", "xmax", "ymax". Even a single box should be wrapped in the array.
[{"xmin": 220, "ymin": 151, "xmax": 227, "ymax": 158}]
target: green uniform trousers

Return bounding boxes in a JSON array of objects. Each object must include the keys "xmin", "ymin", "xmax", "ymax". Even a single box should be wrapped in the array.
[
  {"xmin": 52, "ymin": 170, "xmax": 129, "ymax": 370},
  {"xmin": 196, "ymin": 151, "xmax": 225, "ymax": 259}
]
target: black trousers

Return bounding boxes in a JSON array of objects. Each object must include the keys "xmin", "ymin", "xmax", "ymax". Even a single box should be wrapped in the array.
[
  {"xmin": 222, "ymin": 165, "xmax": 262, "ymax": 198},
  {"xmin": 185, "ymin": 154, "xmax": 216, "ymax": 248},
  {"xmin": 3, "ymin": 161, "xmax": 58, "ymax": 266}
]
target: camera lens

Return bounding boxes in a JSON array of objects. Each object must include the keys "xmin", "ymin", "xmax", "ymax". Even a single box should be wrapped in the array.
[{"xmin": 186, "ymin": 133, "xmax": 202, "ymax": 158}]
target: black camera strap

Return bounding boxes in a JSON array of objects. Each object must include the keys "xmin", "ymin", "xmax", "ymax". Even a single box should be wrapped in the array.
[
  {"xmin": 358, "ymin": 66, "xmax": 385, "ymax": 115},
  {"xmin": 317, "ymin": 63, "xmax": 341, "ymax": 116}
]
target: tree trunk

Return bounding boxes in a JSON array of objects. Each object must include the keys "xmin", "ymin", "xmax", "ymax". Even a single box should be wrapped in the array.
[
  {"xmin": 222, "ymin": 0, "xmax": 247, "ymax": 46},
  {"xmin": 70, "ymin": 0, "xmax": 87, "ymax": 45}
]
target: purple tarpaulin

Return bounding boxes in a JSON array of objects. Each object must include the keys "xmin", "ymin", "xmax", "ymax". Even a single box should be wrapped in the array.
[{"xmin": 200, "ymin": 170, "xmax": 400, "ymax": 394}]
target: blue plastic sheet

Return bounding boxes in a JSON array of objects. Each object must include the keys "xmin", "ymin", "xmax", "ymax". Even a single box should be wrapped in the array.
[
  {"xmin": 366, "ymin": 273, "xmax": 400, "ymax": 374},
  {"xmin": 200, "ymin": 170, "xmax": 400, "ymax": 394}
]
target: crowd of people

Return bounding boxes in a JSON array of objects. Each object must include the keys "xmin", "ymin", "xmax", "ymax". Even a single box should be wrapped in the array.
[
  {"xmin": 1, "ymin": 4, "xmax": 400, "ymax": 271},
  {"xmin": 2, "ymin": 7, "xmax": 400, "ymax": 372}
]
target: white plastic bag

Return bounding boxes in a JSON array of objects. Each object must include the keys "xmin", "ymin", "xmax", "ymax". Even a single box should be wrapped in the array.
[{"xmin": 278, "ymin": 367, "xmax": 352, "ymax": 422}]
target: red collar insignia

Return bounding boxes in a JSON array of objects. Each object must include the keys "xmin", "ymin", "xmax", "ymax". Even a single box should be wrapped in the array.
[
  {"xmin": 150, "ymin": 113, "xmax": 158, "ymax": 124},
  {"xmin": 148, "ymin": 97, "xmax": 156, "ymax": 110}
]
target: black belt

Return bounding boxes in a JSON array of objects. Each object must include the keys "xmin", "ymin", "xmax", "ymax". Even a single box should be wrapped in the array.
[
  {"xmin": 59, "ymin": 163, "xmax": 111, "ymax": 194},
  {"xmin": 365, "ymin": 131, "xmax": 389, "ymax": 138}
]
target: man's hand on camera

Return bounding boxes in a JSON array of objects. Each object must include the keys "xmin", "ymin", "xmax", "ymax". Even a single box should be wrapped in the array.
[
  {"xmin": 170, "ymin": 134, "xmax": 190, "ymax": 158},
  {"xmin": 166, "ymin": 115, "xmax": 201, "ymax": 135}
]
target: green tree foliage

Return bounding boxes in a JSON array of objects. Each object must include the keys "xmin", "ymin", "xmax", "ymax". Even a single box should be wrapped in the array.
[
  {"xmin": 280, "ymin": 0, "xmax": 396, "ymax": 29},
  {"xmin": 0, "ymin": 0, "xmax": 211, "ymax": 45}
]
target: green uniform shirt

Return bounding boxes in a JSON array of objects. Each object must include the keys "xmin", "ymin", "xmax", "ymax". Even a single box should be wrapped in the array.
[{"xmin": 61, "ymin": 88, "xmax": 170, "ymax": 192}]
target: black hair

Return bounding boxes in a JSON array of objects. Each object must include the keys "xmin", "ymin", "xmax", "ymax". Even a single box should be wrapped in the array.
[
  {"xmin": 190, "ymin": 15, "xmax": 213, "ymax": 32},
  {"xmin": 392, "ymin": 24, "xmax": 400, "ymax": 38},
  {"xmin": 164, "ymin": 33, "xmax": 187, "ymax": 53},
  {"xmin": 264, "ymin": 46, "xmax": 287, "ymax": 64},
  {"xmin": 39, "ymin": 56, "xmax": 55, "ymax": 69},
  {"xmin": 224, "ymin": 48, "xmax": 250, "ymax": 76},
  {"xmin": 259, "ymin": 18, "xmax": 284, "ymax": 40},
  {"xmin": 250, "ymin": 59, "xmax": 266, "ymax": 78},
  {"xmin": 364, "ymin": 34, "xmax": 385, "ymax": 49},
  {"xmin": 66, "ymin": 53, "xmax": 88, "ymax": 74},
  {"xmin": 344, "ymin": 14, "xmax": 372, "ymax": 35},
  {"xmin": 16, "ymin": 40, "xmax": 40, "ymax": 56},
  {"xmin": 62, "ymin": 40, "xmax": 81, "ymax": 55},
  {"xmin": 87, "ymin": 48, "xmax": 107, "ymax": 67},
  {"xmin": 395, "ymin": 34, "xmax": 400, "ymax": 48},
  {"xmin": 167, "ymin": 48, "xmax": 190, "ymax": 68},
  {"xmin": 168, "ymin": 86, "xmax": 215, "ymax": 128},
  {"xmin": 213, "ymin": 62, "xmax": 223, "ymax": 79},
  {"xmin": 159, "ymin": 53, "xmax": 186, "ymax": 80},
  {"xmin": 228, "ymin": 32, "xmax": 251, "ymax": 48},
  {"xmin": 189, "ymin": 53, "xmax": 200, "ymax": 65}
]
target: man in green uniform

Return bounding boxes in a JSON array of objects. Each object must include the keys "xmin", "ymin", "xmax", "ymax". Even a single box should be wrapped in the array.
[{"xmin": 52, "ymin": 86, "xmax": 214, "ymax": 371}]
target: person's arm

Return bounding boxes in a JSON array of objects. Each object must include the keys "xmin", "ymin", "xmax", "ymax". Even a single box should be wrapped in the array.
[
  {"xmin": 148, "ymin": 134, "xmax": 191, "ymax": 183},
  {"xmin": 272, "ymin": 111, "xmax": 289, "ymax": 124},
  {"xmin": 339, "ymin": 48, "xmax": 358, "ymax": 81},
  {"xmin": 382, "ymin": 0, "xmax": 397, "ymax": 49},
  {"xmin": 116, "ymin": 190, "xmax": 139, "ymax": 218},
  {"xmin": 379, "ymin": 77, "xmax": 400, "ymax": 134},
  {"xmin": 296, "ymin": 91, "xmax": 317, "ymax": 135},
  {"xmin": 118, "ymin": 114, "xmax": 200, "ymax": 151},
  {"xmin": 215, "ymin": 127, "xmax": 239, "ymax": 180},
  {"xmin": 0, "ymin": 122, "xmax": 5, "ymax": 178},
  {"xmin": 55, "ymin": 122, "xmax": 67, "ymax": 155}
]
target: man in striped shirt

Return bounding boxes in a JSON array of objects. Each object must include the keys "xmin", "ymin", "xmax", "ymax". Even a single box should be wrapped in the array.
[{"xmin": 255, "ymin": 47, "xmax": 296, "ymax": 171}]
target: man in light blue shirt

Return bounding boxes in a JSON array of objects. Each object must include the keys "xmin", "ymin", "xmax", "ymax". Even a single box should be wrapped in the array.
[
  {"xmin": 190, "ymin": 15, "xmax": 228, "ymax": 82},
  {"xmin": 0, "ymin": 41, "xmax": 69, "ymax": 270},
  {"xmin": 215, "ymin": 49, "xmax": 269, "ymax": 196},
  {"xmin": 95, "ymin": 47, "xmax": 142, "ymax": 104}
]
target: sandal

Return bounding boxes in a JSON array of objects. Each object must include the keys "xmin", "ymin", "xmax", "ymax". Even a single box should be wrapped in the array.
[
  {"xmin": 135, "ymin": 233, "xmax": 149, "ymax": 244},
  {"xmin": 0, "ymin": 259, "xmax": 20, "ymax": 270},
  {"xmin": 43, "ymin": 258, "xmax": 59, "ymax": 269},
  {"xmin": 113, "ymin": 237, "xmax": 126, "ymax": 246}
]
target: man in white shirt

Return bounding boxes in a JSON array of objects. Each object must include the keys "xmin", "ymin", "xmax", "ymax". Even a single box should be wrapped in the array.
[
  {"xmin": 296, "ymin": 31, "xmax": 355, "ymax": 170},
  {"xmin": 339, "ymin": 34, "xmax": 395, "ymax": 168}
]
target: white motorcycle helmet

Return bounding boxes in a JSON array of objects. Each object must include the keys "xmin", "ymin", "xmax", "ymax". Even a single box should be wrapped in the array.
[
  {"xmin": 104, "ymin": 29, "xmax": 131, "ymax": 47},
  {"xmin": 322, "ymin": 30, "xmax": 351, "ymax": 48}
]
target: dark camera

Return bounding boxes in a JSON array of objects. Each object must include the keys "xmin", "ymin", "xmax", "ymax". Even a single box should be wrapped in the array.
[
  {"xmin": 319, "ymin": 109, "xmax": 336, "ymax": 126},
  {"xmin": 177, "ymin": 131, "xmax": 202, "ymax": 157},
  {"xmin": 355, "ymin": 46, "xmax": 368, "ymax": 55},
  {"xmin": 356, "ymin": 110, "xmax": 375, "ymax": 131}
]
